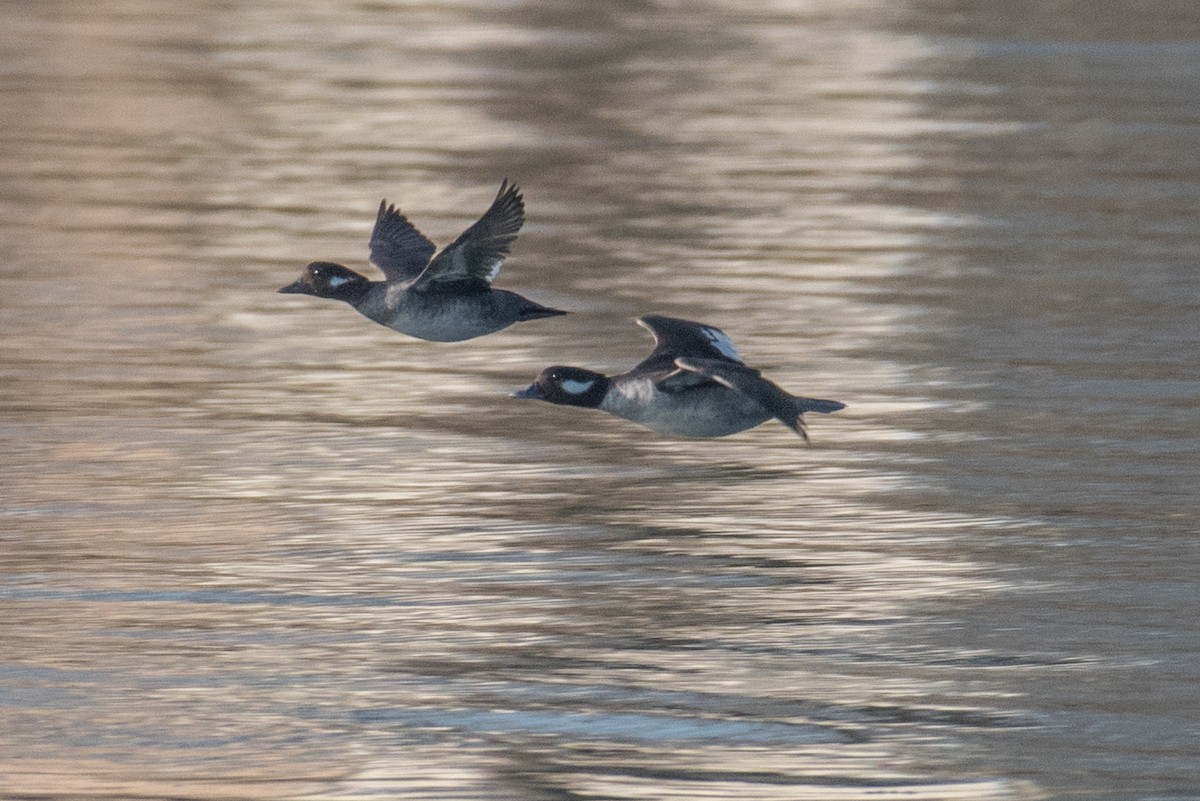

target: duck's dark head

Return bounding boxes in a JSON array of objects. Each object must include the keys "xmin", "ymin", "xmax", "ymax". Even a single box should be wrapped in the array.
[
  {"xmin": 512, "ymin": 366, "xmax": 609, "ymax": 408},
  {"xmin": 278, "ymin": 262, "xmax": 370, "ymax": 304}
]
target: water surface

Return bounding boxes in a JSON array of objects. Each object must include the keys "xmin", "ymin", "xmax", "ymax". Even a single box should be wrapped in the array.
[{"xmin": 2, "ymin": 1, "xmax": 1198, "ymax": 799}]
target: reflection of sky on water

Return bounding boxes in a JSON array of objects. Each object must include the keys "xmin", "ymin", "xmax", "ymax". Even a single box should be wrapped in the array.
[
  {"xmin": 1, "ymin": 0, "xmax": 1197, "ymax": 799},
  {"xmin": 355, "ymin": 705, "xmax": 849, "ymax": 745}
]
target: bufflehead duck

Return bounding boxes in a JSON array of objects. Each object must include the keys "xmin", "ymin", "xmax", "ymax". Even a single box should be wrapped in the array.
[
  {"xmin": 513, "ymin": 315, "xmax": 845, "ymax": 442},
  {"xmin": 278, "ymin": 180, "xmax": 566, "ymax": 341}
]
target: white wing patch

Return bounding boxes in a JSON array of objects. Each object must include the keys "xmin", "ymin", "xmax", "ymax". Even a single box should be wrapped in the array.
[
  {"xmin": 561, "ymin": 378, "xmax": 596, "ymax": 395},
  {"xmin": 702, "ymin": 326, "xmax": 742, "ymax": 362},
  {"xmin": 482, "ymin": 258, "xmax": 502, "ymax": 283},
  {"xmin": 437, "ymin": 250, "xmax": 501, "ymax": 284}
]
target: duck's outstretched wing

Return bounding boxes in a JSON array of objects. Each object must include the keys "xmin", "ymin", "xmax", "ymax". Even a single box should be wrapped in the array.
[
  {"xmin": 368, "ymin": 200, "xmax": 437, "ymax": 283},
  {"xmin": 673, "ymin": 356, "xmax": 812, "ymax": 442},
  {"xmin": 633, "ymin": 314, "xmax": 745, "ymax": 374},
  {"xmin": 410, "ymin": 179, "xmax": 525, "ymax": 292}
]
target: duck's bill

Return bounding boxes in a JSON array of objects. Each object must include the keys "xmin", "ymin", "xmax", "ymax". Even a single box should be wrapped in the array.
[
  {"xmin": 510, "ymin": 383, "xmax": 544, "ymax": 400},
  {"xmin": 277, "ymin": 279, "xmax": 311, "ymax": 294}
]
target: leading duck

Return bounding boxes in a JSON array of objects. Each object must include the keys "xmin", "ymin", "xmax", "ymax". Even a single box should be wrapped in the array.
[
  {"xmin": 278, "ymin": 180, "xmax": 566, "ymax": 341},
  {"xmin": 513, "ymin": 315, "xmax": 845, "ymax": 443}
]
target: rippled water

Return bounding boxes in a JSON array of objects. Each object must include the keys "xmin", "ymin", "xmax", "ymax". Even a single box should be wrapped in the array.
[{"xmin": 2, "ymin": 1, "xmax": 1198, "ymax": 799}]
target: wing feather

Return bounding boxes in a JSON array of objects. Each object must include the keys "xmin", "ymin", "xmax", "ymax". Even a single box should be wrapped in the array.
[
  {"xmin": 634, "ymin": 315, "xmax": 745, "ymax": 374},
  {"xmin": 368, "ymin": 200, "xmax": 437, "ymax": 283},
  {"xmin": 410, "ymin": 180, "xmax": 525, "ymax": 291},
  {"xmin": 674, "ymin": 356, "xmax": 810, "ymax": 442}
]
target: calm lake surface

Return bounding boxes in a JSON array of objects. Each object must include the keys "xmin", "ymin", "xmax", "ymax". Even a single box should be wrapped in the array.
[{"xmin": 2, "ymin": 1, "xmax": 1198, "ymax": 799}]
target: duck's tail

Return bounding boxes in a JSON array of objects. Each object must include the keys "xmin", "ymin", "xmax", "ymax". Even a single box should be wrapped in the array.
[
  {"xmin": 795, "ymin": 397, "xmax": 846, "ymax": 414},
  {"xmin": 518, "ymin": 301, "xmax": 568, "ymax": 321}
]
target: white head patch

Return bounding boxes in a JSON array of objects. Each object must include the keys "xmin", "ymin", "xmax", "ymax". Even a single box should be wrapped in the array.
[
  {"xmin": 327, "ymin": 274, "xmax": 353, "ymax": 288},
  {"xmin": 702, "ymin": 326, "xmax": 742, "ymax": 362},
  {"xmin": 561, "ymin": 378, "xmax": 596, "ymax": 395}
]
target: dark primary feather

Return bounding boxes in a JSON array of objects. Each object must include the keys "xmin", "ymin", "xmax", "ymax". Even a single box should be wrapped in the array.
[
  {"xmin": 411, "ymin": 179, "xmax": 526, "ymax": 291},
  {"xmin": 368, "ymin": 200, "xmax": 437, "ymax": 282},
  {"xmin": 674, "ymin": 356, "xmax": 812, "ymax": 441},
  {"xmin": 652, "ymin": 366, "xmax": 716, "ymax": 394},
  {"xmin": 634, "ymin": 315, "xmax": 744, "ymax": 373}
]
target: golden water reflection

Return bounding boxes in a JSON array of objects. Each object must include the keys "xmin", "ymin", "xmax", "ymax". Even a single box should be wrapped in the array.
[{"xmin": 3, "ymin": 0, "xmax": 1198, "ymax": 799}]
